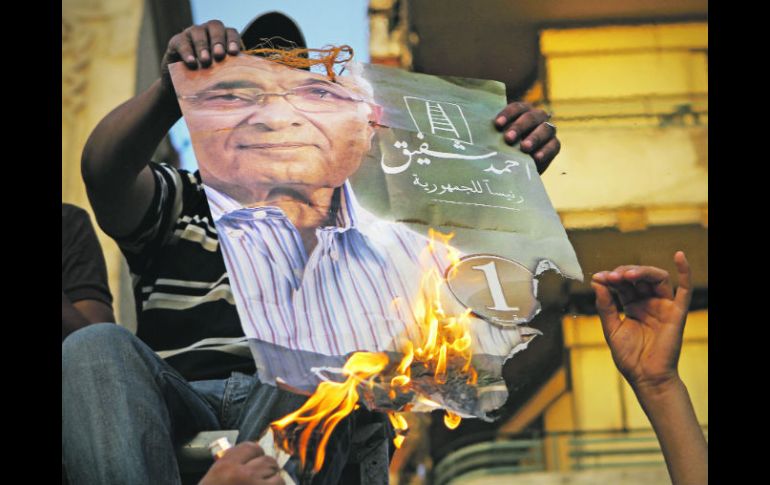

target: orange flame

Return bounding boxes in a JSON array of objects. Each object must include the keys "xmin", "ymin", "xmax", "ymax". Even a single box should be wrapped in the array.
[
  {"xmin": 387, "ymin": 412, "xmax": 409, "ymax": 449},
  {"xmin": 444, "ymin": 411, "xmax": 462, "ymax": 430},
  {"xmin": 388, "ymin": 229, "xmax": 474, "ymax": 435},
  {"xmin": 271, "ymin": 229, "xmax": 477, "ymax": 473},
  {"xmin": 271, "ymin": 352, "xmax": 388, "ymax": 474}
]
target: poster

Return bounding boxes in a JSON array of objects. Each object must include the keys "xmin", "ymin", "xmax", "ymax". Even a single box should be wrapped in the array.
[{"xmin": 171, "ymin": 54, "xmax": 581, "ymax": 420}]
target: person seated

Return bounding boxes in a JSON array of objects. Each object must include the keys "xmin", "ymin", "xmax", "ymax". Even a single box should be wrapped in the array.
[
  {"xmin": 64, "ymin": 18, "xmax": 562, "ymax": 484},
  {"xmin": 62, "ymin": 202, "xmax": 115, "ymax": 341}
]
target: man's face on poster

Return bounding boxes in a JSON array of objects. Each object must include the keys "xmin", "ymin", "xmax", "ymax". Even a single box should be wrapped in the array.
[{"xmin": 175, "ymin": 56, "xmax": 377, "ymax": 202}]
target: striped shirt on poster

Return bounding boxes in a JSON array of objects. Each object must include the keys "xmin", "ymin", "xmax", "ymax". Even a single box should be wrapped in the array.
[{"xmin": 205, "ymin": 181, "xmax": 529, "ymax": 359}]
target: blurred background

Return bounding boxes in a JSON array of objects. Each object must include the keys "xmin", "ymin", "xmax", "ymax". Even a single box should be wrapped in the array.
[{"xmin": 62, "ymin": 1, "xmax": 707, "ymax": 484}]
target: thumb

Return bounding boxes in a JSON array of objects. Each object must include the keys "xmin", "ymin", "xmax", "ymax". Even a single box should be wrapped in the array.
[
  {"xmin": 217, "ymin": 441, "xmax": 265, "ymax": 464},
  {"xmin": 673, "ymin": 251, "xmax": 693, "ymax": 312},
  {"xmin": 592, "ymin": 281, "xmax": 621, "ymax": 342}
]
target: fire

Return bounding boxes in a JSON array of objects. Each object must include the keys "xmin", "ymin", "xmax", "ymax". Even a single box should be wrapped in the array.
[
  {"xmin": 444, "ymin": 411, "xmax": 462, "ymax": 430},
  {"xmin": 271, "ymin": 352, "xmax": 389, "ymax": 474},
  {"xmin": 388, "ymin": 412, "xmax": 409, "ymax": 448},
  {"xmin": 271, "ymin": 229, "xmax": 478, "ymax": 476},
  {"xmin": 382, "ymin": 229, "xmax": 474, "ymax": 446}
]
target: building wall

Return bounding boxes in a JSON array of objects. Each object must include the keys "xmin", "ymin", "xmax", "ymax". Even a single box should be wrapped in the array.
[
  {"xmin": 555, "ymin": 310, "xmax": 708, "ymax": 432},
  {"xmin": 472, "ymin": 20, "xmax": 708, "ymax": 479},
  {"xmin": 534, "ymin": 311, "xmax": 707, "ymax": 472},
  {"xmin": 63, "ymin": 0, "xmax": 143, "ymax": 327},
  {"xmin": 539, "ymin": 22, "xmax": 707, "ymax": 230},
  {"xmin": 453, "ymin": 467, "xmax": 671, "ymax": 485},
  {"xmin": 539, "ymin": 24, "xmax": 708, "ymax": 470}
]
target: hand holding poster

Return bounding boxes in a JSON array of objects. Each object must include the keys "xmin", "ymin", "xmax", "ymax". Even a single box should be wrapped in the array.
[{"xmin": 170, "ymin": 52, "xmax": 581, "ymax": 465}]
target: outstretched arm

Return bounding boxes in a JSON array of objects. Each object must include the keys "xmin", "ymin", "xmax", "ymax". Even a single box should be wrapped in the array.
[
  {"xmin": 81, "ymin": 21, "xmax": 241, "ymax": 238},
  {"xmin": 591, "ymin": 252, "xmax": 707, "ymax": 485}
]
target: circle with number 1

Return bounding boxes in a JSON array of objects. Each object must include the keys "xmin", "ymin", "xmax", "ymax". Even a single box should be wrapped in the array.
[{"xmin": 445, "ymin": 254, "xmax": 539, "ymax": 327}]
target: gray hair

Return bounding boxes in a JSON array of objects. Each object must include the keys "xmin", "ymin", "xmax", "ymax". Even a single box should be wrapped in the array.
[{"xmin": 337, "ymin": 61, "xmax": 375, "ymax": 105}]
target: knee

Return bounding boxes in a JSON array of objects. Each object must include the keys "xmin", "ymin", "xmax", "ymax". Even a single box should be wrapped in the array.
[{"xmin": 62, "ymin": 324, "xmax": 136, "ymax": 376}]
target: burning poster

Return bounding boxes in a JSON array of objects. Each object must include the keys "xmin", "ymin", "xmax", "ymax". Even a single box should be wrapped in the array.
[{"xmin": 170, "ymin": 51, "xmax": 581, "ymax": 469}]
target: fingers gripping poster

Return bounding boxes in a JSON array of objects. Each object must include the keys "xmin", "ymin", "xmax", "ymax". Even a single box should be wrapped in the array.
[{"xmin": 170, "ymin": 55, "xmax": 581, "ymax": 422}]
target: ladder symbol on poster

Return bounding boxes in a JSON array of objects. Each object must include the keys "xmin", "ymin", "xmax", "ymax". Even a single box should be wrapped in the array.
[
  {"xmin": 426, "ymin": 102, "xmax": 460, "ymax": 138},
  {"xmin": 404, "ymin": 96, "xmax": 473, "ymax": 146}
]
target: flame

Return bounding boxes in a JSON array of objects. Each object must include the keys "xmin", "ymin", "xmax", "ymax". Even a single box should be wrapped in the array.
[
  {"xmin": 271, "ymin": 229, "xmax": 477, "ymax": 474},
  {"xmin": 397, "ymin": 341, "xmax": 414, "ymax": 375},
  {"xmin": 389, "ymin": 229, "xmax": 474, "ymax": 433},
  {"xmin": 444, "ymin": 411, "xmax": 462, "ymax": 430},
  {"xmin": 271, "ymin": 352, "xmax": 388, "ymax": 474},
  {"xmin": 387, "ymin": 412, "xmax": 409, "ymax": 449},
  {"xmin": 382, "ymin": 230, "xmax": 476, "ymax": 444},
  {"xmin": 393, "ymin": 434, "xmax": 406, "ymax": 449}
]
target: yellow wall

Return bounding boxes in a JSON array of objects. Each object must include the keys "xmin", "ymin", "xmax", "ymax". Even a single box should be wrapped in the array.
[
  {"xmin": 552, "ymin": 310, "xmax": 708, "ymax": 432},
  {"xmin": 538, "ymin": 22, "xmax": 707, "ymax": 231},
  {"xmin": 542, "ymin": 23, "xmax": 707, "ymax": 101},
  {"xmin": 63, "ymin": 0, "xmax": 143, "ymax": 326},
  {"xmin": 538, "ymin": 19, "xmax": 708, "ymax": 436},
  {"xmin": 540, "ymin": 311, "xmax": 707, "ymax": 472},
  {"xmin": 541, "ymin": 23, "xmax": 708, "ymax": 54},
  {"xmin": 542, "ymin": 127, "xmax": 707, "ymax": 213}
]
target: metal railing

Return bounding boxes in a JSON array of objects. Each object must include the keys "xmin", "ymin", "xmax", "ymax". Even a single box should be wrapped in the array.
[
  {"xmin": 432, "ymin": 427, "xmax": 707, "ymax": 485},
  {"xmin": 432, "ymin": 438, "xmax": 545, "ymax": 485}
]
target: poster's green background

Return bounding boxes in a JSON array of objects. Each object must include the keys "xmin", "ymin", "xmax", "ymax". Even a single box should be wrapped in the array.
[{"xmin": 349, "ymin": 63, "xmax": 582, "ymax": 280}]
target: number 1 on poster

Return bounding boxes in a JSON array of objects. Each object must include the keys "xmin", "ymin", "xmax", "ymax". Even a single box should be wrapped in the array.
[{"xmin": 471, "ymin": 261, "xmax": 519, "ymax": 312}]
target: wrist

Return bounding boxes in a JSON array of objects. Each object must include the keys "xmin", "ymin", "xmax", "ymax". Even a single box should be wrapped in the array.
[
  {"xmin": 152, "ymin": 78, "xmax": 182, "ymax": 119},
  {"xmin": 631, "ymin": 374, "xmax": 685, "ymax": 402}
]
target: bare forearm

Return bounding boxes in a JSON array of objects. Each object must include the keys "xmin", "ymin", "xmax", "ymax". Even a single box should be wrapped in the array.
[
  {"xmin": 63, "ymin": 294, "xmax": 115, "ymax": 340},
  {"xmin": 81, "ymin": 79, "xmax": 182, "ymax": 236},
  {"xmin": 73, "ymin": 299, "xmax": 115, "ymax": 325},
  {"xmin": 634, "ymin": 378, "xmax": 708, "ymax": 485},
  {"xmin": 82, "ymin": 79, "xmax": 179, "ymax": 189},
  {"xmin": 62, "ymin": 293, "xmax": 91, "ymax": 340}
]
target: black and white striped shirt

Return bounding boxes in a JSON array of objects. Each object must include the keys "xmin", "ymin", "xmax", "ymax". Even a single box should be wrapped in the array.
[{"xmin": 116, "ymin": 162, "xmax": 253, "ymax": 381}]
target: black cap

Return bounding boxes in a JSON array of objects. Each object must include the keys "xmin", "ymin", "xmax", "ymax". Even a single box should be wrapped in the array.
[{"xmin": 240, "ymin": 12, "xmax": 307, "ymax": 51}]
